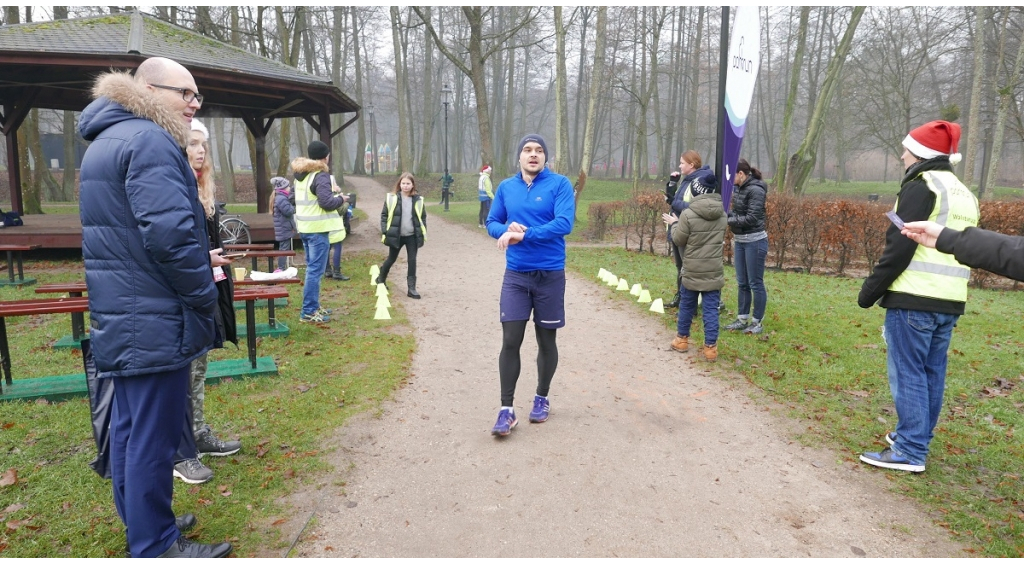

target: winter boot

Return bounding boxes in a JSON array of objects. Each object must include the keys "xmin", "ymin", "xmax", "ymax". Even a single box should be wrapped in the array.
[
  {"xmin": 407, "ymin": 276, "xmax": 421, "ymax": 299},
  {"xmin": 331, "ymin": 267, "xmax": 350, "ymax": 281},
  {"xmin": 665, "ymin": 290, "xmax": 681, "ymax": 309},
  {"xmin": 323, "ymin": 261, "xmax": 334, "ymax": 279}
]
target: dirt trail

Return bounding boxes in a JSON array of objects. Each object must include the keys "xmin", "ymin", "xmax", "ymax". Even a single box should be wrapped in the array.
[{"xmin": 277, "ymin": 175, "xmax": 962, "ymax": 557}]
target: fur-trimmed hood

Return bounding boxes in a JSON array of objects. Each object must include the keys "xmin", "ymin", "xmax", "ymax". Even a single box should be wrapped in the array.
[
  {"xmin": 79, "ymin": 71, "xmax": 190, "ymax": 148},
  {"xmin": 290, "ymin": 157, "xmax": 329, "ymax": 181}
]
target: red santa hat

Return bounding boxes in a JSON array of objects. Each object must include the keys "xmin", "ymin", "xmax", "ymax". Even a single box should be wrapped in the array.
[
  {"xmin": 903, "ymin": 120, "xmax": 961, "ymax": 165},
  {"xmin": 481, "ymin": 165, "xmax": 492, "ymax": 173}
]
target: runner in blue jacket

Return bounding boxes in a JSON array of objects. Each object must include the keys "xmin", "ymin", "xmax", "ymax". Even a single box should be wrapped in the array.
[{"xmin": 485, "ymin": 134, "xmax": 575, "ymax": 436}]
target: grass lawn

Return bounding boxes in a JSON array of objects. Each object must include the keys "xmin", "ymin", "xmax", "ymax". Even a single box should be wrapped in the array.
[
  {"xmin": 0, "ymin": 250, "xmax": 413, "ymax": 557},
  {"xmin": 564, "ymin": 247, "xmax": 1024, "ymax": 557}
]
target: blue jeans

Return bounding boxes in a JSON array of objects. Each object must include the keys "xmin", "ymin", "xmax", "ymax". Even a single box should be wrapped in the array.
[
  {"xmin": 677, "ymin": 286, "xmax": 720, "ymax": 345},
  {"xmin": 884, "ymin": 308, "xmax": 958, "ymax": 466},
  {"xmin": 330, "ymin": 242, "xmax": 342, "ymax": 269},
  {"xmin": 734, "ymin": 238, "xmax": 768, "ymax": 319},
  {"xmin": 299, "ymin": 232, "xmax": 329, "ymax": 316}
]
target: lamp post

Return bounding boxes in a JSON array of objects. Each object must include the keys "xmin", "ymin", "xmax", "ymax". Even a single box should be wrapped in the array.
[
  {"xmin": 367, "ymin": 104, "xmax": 376, "ymax": 177},
  {"xmin": 441, "ymin": 83, "xmax": 453, "ymax": 212}
]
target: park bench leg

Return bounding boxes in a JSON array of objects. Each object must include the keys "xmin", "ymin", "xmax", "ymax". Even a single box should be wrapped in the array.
[
  {"xmin": 16, "ymin": 253, "xmax": 24, "ymax": 282},
  {"xmin": 0, "ymin": 318, "xmax": 11, "ymax": 390},
  {"xmin": 267, "ymin": 295, "xmax": 277, "ymax": 329},
  {"xmin": 6, "ymin": 251, "xmax": 14, "ymax": 283},
  {"xmin": 246, "ymin": 301, "xmax": 257, "ymax": 369}
]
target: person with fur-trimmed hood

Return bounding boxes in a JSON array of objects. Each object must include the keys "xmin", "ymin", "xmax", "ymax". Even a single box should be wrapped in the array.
[
  {"xmin": 290, "ymin": 141, "xmax": 348, "ymax": 323},
  {"xmin": 78, "ymin": 57, "xmax": 232, "ymax": 557}
]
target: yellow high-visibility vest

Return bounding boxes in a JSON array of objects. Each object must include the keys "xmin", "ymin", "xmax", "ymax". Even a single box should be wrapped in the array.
[
  {"xmin": 294, "ymin": 172, "xmax": 345, "ymax": 242},
  {"xmin": 890, "ymin": 170, "xmax": 979, "ymax": 302},
  {"xmin": 382, "ymin": 193, "xmax": 426, "ymax": 244}
]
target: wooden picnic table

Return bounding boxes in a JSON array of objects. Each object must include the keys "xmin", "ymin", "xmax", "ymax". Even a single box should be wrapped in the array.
[
  {"xmin": 35, "ymin": 283, "xmax": 88, "ymax": 344},
  {"xmin": 31, "ymin": 280, "xmax": 297, "ymax": 369},
  {"xmin": 0, "ymin": 296, "xmax": 90, "ymax": 393},
  {"xmin": 0, "ymin": 244, "xmax": 41, "ymax": 286}
]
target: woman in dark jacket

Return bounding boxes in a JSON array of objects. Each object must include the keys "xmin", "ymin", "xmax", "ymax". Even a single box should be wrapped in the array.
[
  {"xmin": 724, "ymin": 158, "xmax": 769, "ymax": 335},
  {"xmin": 376, "ymin": 172, "xmax": 427, "ymax": 298}
]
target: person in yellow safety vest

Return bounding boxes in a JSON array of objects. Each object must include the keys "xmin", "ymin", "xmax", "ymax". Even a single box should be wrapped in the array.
[
  {"xmin": 478, "ymin": 164, "xmax": 494, "ymax": 228},
  {"xmin": 375, "ymin": 172, "xmax": 427, "ymax": 299},
  {"xmin": 292, "ymin": 140, "xmax": 349, "ymax": 323},
  {"xmin": 858, "ymin": 120, "xmax": 979, "ymax": 474}
]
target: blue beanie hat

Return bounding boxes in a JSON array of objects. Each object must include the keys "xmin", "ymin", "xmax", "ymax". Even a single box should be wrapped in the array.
[{"xmin": 517, "ymin": 134, "xmax": 548, "ymax": 163}]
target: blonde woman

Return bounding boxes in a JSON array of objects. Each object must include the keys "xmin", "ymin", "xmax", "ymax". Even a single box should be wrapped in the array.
[{"xmin": 172, "ymin": 119, "xmax": 241, "ymax": 485}]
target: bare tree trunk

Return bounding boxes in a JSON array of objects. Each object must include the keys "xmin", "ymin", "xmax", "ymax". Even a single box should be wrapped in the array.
[
  {"xmin": 684, "ymin": 7, "xmax": 704, "ymax": 150},
  {"xmin": 984, "ymin": 22, "xmax": 1024, "ymax": 197},
  {"xmin": 390, "ymin": 6, "xmax": 413, "ymax": 172},
  {"xmin": 962, "ymin": 6, "xmax": 986, "ymax": 188},
  {"xmin": 214, "ymin": 118, "xmax": 235, "ymax": 202},
  {"xmin": 575, "ymin": 7, "xmax": 608, "ymax": 208},
  {"xmin": 785, "ymin": 7, "xmax": 865, "ymax": 195},
  {"xmin": 775, "ymin": 6, "xmax": 809, "ymax": 192},
  {"xmin": 416, "ymin": 6, "xmax": 435, "ymax": 176},
  {"xmin": 554, "ymin": 6, "xmax": 571, "ymax": 174},
  {"xmin": 414, "ymin": 7, "xmax": 537, "ymax": 170},
  {"xmin": 350, "ymin": 8, "xmax": 367, "ymax": 175}
]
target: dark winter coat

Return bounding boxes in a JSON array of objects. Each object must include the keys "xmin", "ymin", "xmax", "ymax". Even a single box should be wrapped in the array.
[
  {"xmin": 670, "ymin": 193, "xmax": 727, "ymax": 292},
  {"xmin": 273, "ymin": 188, "xmax": 296, "ymax": 240},
  {"xmin": 380, "ymin": 193, "xmax": 427, "ymax": 249},
  {"xmin": 671, "ymin": 165, "xmax": 715, "ymax": 216},
  {"xmin": 728, "ymin": 176, "xmax": 768, "ymax": 235},
  {"xmin": 206, "ymin": 207, "xmax": 237, "ymax": 347},
  {"xmin": 78, "ymin": 71, "xmax": 217, "ymax": 377}
]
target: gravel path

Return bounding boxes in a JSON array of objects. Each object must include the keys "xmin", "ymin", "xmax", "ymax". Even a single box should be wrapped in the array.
[{"xmin": 273, "ymin": 175, "xmax": 963, "ymax": 558}]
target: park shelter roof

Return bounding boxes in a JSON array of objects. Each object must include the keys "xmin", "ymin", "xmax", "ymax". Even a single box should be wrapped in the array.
[
  {"xmin": 0, "ymin": 10, "xmax": 360, "ymax": 118},
  {"xmin": 0, "ymin": 10, "xmax": 360, "ymax": 216}
]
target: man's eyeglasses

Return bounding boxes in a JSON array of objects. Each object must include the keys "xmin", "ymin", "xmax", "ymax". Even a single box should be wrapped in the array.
[{"xmin": 150, "ymin": 84, "xmax": 204, "ymax": 105}]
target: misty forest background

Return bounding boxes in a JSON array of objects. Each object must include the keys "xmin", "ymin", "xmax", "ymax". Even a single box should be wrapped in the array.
[{"xmin": 4, "ymin": 6, "xmax": 1024, "ymax": 212}]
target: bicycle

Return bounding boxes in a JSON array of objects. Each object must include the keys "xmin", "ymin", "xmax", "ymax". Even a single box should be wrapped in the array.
[{"xmin": 216, "ymin": 202, "xmax": 251, "ymax": 245}]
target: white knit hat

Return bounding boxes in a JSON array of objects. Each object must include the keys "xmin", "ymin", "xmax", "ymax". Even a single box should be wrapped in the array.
[{"xmin": 190, "ymin": 118, "xmax": 209, "ymax": 142}]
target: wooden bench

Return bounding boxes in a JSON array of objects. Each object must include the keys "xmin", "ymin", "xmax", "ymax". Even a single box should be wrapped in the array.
[
  {"xmin": 222, "ymin": 248, "xmax": 296, "ymax": 274},
  {"xmin": 35, "ymin": 282, "xmax": 89, "ymax": 348},
  {"xmin": 0, "ymin": 244, "xmax": 41, "ymax": 286},
  {"xmin": 233, "ymin": 285, "xmax": 289, "ymax": 369},
  {"xmin": 1, "ymin": 286, "xmax": 290, "ymax": 399},
  {"xmin": 37, "ymin": 279, "xmax": 296, "ymax": 346},
  {"xmin": 0, "ymin": 296, "xmax": 90, "ymax": 394}
]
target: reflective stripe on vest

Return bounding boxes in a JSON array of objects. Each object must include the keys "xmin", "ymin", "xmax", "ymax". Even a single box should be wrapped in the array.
[
  {"xmin": 890, "ymin": 170, "xmax": 979, "ymax": 302},
  {"xmin": 294, "ymin": 172, "xmax": 346, "ymax": 236},
  {"xmin": 382, "ymin": 194, "xmax": 427, "ymax": 244}
]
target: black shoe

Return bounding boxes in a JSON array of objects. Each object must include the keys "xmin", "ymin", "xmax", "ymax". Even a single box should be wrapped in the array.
[
  {"xmin": 158, "ymin": 536, "xmax": 233, "ymax": 558},
  {"xmin": 333, "ymin": 271, "xmax": 350, "ymax": 281},
  {"xmin": 175, "ymin": 513, "xmax": 197, "ymax": 532},
  {"xmin": 407, "ymin": 276, "xmax": 420, "ymax": 299},
  {"xmin": 196, "ymin": 428, "xmax": 241, "ymax": 458},
  {"xmin": 665, "ymin": 292, "xmax": 680, "ymax": 308}
]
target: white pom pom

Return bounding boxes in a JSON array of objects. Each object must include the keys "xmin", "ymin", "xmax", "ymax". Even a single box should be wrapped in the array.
[{"xmin": 949, "ymin": 153, "xmax": 962, "ymax": 165}]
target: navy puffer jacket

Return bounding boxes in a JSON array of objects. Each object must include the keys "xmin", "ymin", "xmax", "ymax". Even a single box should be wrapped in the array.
[{"xmin": 78, "ymin": 71, "xmax": 218, "ymax": 377}]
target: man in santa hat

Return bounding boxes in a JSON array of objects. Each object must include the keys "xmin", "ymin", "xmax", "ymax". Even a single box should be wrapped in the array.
[{"xmin": 857, "ymin": 120, "xmax": 979, "ymax": 473}]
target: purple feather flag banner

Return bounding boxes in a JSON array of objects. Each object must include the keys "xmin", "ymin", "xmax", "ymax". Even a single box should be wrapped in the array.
[{"xmin": 721, "ymin": 6, "xmax": 761, "ymax": 210}]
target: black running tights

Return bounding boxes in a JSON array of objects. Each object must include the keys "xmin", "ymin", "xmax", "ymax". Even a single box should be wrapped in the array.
[{"xmin": 499, "ymin": 320, "xmax": 558, "ymax": 407}]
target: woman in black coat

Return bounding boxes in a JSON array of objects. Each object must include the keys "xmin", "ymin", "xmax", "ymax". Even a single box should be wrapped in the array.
[{"xmin": 376, "ymin": 172, "xmax": 427, "ymax": 299}]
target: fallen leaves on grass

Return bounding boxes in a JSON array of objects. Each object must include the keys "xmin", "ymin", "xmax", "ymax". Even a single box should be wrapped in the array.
[
  {"xmin": 0, "ymin": 469, "xmax": 17, "ymax": 487},
  {"xmin": 219, "ymin": 484, "xmax": 232, "ymax": 497},
  {"xmin": 845, "ymin": 390, "xmax": 870, "ymax": 398}
]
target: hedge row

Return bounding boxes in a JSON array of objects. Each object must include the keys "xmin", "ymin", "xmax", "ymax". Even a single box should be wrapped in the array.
[{"xmin": 587, "ymin": 190, "xmax": 1024, "ymax": 288}]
